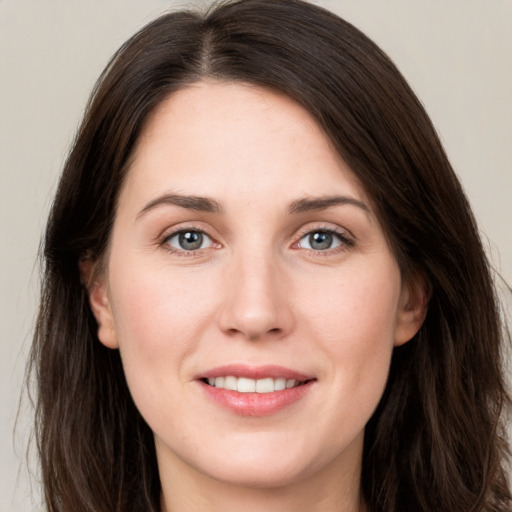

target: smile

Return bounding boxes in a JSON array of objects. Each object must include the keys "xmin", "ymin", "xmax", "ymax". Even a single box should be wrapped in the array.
[
  {"xmin": 205, "ymin": 376, "xmax": 304, "ymax": 393},
  {"xmin": 198, "ymin": 365, "xmax": 315, "ymax": 416}
]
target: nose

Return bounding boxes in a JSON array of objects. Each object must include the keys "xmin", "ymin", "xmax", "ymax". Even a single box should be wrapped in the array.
[{"xmin": 217, "ymin": 251, "xmax": 294, "ymax": 341}]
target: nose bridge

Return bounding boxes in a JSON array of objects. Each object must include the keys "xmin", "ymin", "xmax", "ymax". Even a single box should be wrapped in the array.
[{"xmin": 218, "ymin": 243, "xmax": 292, "ymax": 340}]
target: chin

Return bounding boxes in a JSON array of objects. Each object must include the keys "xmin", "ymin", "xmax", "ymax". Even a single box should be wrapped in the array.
[
  {"xmin": 204, "ymin": 458, "xmax": 313, "ymax": 490},
  {"xmin": 190, "ymin": 437, "xmax": 342, "ymax": 490}
]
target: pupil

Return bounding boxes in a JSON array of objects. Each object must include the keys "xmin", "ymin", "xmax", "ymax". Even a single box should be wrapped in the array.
[
  {"xmin": 310, "ymin": 231, "xmax": 332, "ymax": 250},
  {"xmin": 179, "ymin": 231, "xmax": 203, "ymax": 250}
]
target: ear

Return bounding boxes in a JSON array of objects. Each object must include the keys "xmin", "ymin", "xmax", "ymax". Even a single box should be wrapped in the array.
[
  {"xmin": 79, "ymin": 258, "xmax": 119, "ymax": 349},
  {"xmin": 394, "ymin": 270, "xmax": 430, "ymax": 347}
]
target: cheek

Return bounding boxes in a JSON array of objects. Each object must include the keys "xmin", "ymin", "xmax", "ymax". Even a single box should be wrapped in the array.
[
  {"xmin": 299, "ymin": 261, "xmax": 401, "ymax": 346},
  {"xmin": 297, "ymin": 261, "xmax": 401, "ymax": 406},
  {"xmin": 109, "ymin": 257, "xmax": 212, "ymax": 349},
  {"xmin": 106, "ymin": 256, "xmax": 218, "ymax": 407}
]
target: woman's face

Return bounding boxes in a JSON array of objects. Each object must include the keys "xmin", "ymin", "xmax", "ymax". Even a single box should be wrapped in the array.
[{"xmin": 89, "ymin": 81, "xmax": 425, "ymax": 492}]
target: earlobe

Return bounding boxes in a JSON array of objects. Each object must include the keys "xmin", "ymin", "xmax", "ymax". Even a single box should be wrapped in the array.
[
  {"xmin": 394, "ymin": 271, "xmax": 430, "ymax": 347},
  {"xmin": 79, "ymin": 259, "xmax": 119, "ymax": 349}
]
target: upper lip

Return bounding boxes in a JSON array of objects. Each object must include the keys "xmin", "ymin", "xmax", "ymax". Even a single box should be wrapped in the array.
[{"xmin": 197, "ymin": 364, "xmax": 314, "ymax": 382}]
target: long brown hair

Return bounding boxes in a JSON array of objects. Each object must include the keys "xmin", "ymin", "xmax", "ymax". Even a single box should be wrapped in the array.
[{"xmin": 29, "ymin": 0, "xmax": 511, "ymax": 510}]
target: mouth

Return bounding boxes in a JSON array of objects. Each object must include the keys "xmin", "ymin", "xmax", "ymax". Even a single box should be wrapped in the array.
[
  {"xmin": 202, "ymin": 376, "xmax": 310, "ymax": 393},
  {"xmin": 197, "ymin": 365, "xmax": 316, "ymax": 416}
]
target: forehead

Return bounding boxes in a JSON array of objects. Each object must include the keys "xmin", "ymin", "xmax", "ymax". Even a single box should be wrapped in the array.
[{"xmin": 121, "ymin": 80, "xmax": 369, "ymax": 211}]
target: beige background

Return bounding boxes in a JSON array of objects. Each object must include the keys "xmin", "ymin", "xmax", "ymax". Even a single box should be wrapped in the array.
[{"xmin": 1, "ymin": 1, "xmax": 511, "ymax": 510}]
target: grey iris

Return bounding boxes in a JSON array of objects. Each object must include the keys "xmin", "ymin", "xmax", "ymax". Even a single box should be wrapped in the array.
[
  {"xmin": 179, "ymin": 231, "xmax": 203, "ymax": 250},
  {"xmin": 309, "ymin": 231, "xmax": 333, "ymax": 250}
]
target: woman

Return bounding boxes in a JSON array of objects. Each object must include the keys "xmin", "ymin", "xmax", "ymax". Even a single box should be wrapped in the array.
[{"xmin": 30, "ymin": 0, "xmax": 511, "ymax": 510}]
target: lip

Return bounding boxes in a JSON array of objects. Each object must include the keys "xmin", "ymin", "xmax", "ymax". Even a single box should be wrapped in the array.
[
  {"xmin": 196, "ymin": 364, "xmax": 316, "ymax": 416},
  {"xmin": 197, "ymin": 364, "xmax": 313, "ymax": 381}
]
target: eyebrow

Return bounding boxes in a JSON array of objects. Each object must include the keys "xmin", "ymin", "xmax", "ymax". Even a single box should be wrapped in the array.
[
  {"xmin": 137, "ymin": 193, "xmax": 224, "ymax": 218},
  {"xmin": 287, "ymin": 195, "xmax": 370, "ymax": 215},
  {"xmin": 137, "ymin": 193, "xmax": 369, "ymax": 219}
]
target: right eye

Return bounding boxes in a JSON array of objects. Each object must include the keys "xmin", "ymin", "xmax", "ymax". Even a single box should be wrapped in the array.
[{"xmin": 164, "ymin": 230, "xmax": 214, "ymax": 252}]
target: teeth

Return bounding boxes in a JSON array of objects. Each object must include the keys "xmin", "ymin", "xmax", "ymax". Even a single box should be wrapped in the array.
[
  {"xmin": 238, "ymin": 377, "xmax": 256, "ymax": 392},
  {"xmin": 274, "ymin": 378, "xmax": 286, "ymax": 390},
  {"xmin": 205, "ymin": 376, "xmax": 301, "ymax": 393},
  {"xmin": 224, "ymin": 376, "xmax": 237, "ymax": 391},
  {"xmin": 256, "ymin": 378, "xmax": 274, "ymax": 393},
  {"xmin": 286, "ymin": 379, "xmax": 296, "ymax": 389}
]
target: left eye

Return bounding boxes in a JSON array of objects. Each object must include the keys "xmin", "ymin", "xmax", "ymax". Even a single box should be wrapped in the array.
[
  {"xmin": 165, "ymin": 230, "xmax": 213, "ymax": 251},
  {"xmin": 297, "ymin": 230, "xmax": 345, "ymax": 251}
]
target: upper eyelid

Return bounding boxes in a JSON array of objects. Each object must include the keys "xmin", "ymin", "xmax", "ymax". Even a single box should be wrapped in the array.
[
  {"xmin": 291, "ymin": 224, "xmax": 356, "ymax": 254},
  {"xmin": 161, "ymin": 229, "xmax": 218, "ymax": 252},
  {"xmin": 165, "ymin": 229, "xmax": 213, "ymax": 242},
  {"xmin": 294, "ymin": 223, "xmax": 354, "ymax": 241},
  {"xmin": 160, "ymin": 227, "xmax": 218, "ymax": 256},
  {"xmin": 156, "ymin": 222, "xmax": 354, "ymax": 248},
  {"xmin": 159, "ymin": 223, "xmax": 216, "ymax": 242}
]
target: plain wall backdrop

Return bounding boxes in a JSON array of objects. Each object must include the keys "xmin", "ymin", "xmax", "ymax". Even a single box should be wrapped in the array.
[{"xmin": 1, "ymin": 1, "xmax": 511, "ymax": 510}]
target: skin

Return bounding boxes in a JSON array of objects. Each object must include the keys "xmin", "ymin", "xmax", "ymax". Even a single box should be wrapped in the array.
[{"xmin": 87, "ymin": 81, "xmax": 427, "ymax": 512}]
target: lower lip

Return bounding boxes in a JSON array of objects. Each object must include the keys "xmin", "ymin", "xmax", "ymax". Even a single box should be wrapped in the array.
[{"xmin": 200, "ymin": 380, "xmax": 314, "ymax": 416}]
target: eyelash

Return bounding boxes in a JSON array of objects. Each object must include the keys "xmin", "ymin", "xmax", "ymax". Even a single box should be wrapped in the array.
[
  {"xmin": 160, "ymin": 225, "xmax": 218, "ymax": 258},
  {"xmin": 159, "ymin": 225, "xmax": 354, "ymax": 257},
  {"xmin": 293, "ymin": 225, "xmax": 355, "ymax": 256}
]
